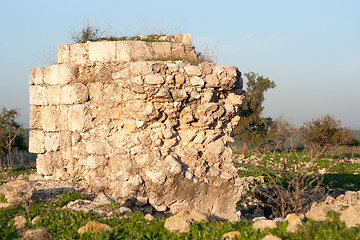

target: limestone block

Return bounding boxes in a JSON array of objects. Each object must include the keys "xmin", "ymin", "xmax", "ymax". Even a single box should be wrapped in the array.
[
  {"xmin": 184, "ymin": 46, "xmax": 197, "ymax": 60},
  {"xmin": 29, "ymin": 67, "xmax": 44, "ymax": 85},
  {"xmin": 69, "ymin": 43, "xmax": 89, "ymax": 64},
  {"xmin": 58, "ymin": 105, "xmax": 70, "ymax": 131},
  {"xmin": 134, "ymin": 154, "xmax": 149, "ymax": 166},
  {"xmin": 43, "ymin": 65, "xmax": 59, "ymax": 85},
  {"xmin": 58, "ymin": 44, "xmax": 70, "ymax": 64},
  {"xmin": 164, "ymin": 155, "xmax": 182, "ymax": 174},
  {"xmin": 152, "ymin": 42, "xmax": 172, "ymax": 58},
  {"xmin": 130, "ymin": 61, "xmax": 152, "ymax": 76},
  {"xmin": 77, "ymin": 221, "xmax": 111, "ymax": 234},
  {"xmin": 171, "ymin": 43, "xmax": 186, "ymax": 58},
  {"xmin": 214, "ymin": 65, "xmax": 225, "ymax": 76},
  {"xmin": 44, "ymin": 133, "xmax": 60, "ymax": 152},
  {"xmin": 79, "ymin": 156, "xmax": 105, "ymax": 169},
  {"xmin": 58, "ymin": 63, "xmax": 78, "ymax": 84},
  {"xmin": 112, "ymin": 68, "xmax": 131, "ymax": 80},
  {"xmin": 68, "ymin": 104, "xmax": 89, "ymax": 131},
  {"xmin": 171, "ymin": 89, "xmax": 188, "ymax": 102},
  {"xmin": 46, "ymin": 86, "xmax": 62, "ymax": 105},
  {"xmin": 175, "ymin": 34, "xmax": 192, "ymax": 45},
  {"xmin": 29, "ymin": 86, "xmax": 47, "ymax": 105},
  {"xmin": 61, "ymin": 83, "xmax": 88, "ymax": 104},
  {"xmin": 184, "ymin": 65, "xmax": 201, "ymax": 76},
  {"xmin": 36, "ymin": 152, "xmax": 60, "ymax": 176},
  {"xmin": 206, "ymin": 139, "xmax": 225, "ymax": 156},
  {"xmin": 198, "ymin": 62, "xmax": 214, "ymax": 75},
  {"xmin": 144, "ymin": 74, "xmax": 165, "ymax": 85},
  {"xmin": 190, "ymin": 77, "xmax": 204, "ymax": 86},
  {"xmin": 116, "ymin": 41, "xmax": 132, "ymax": 62},
  {"xmin": 252, "ymin": 219, "xmax": 277, "ymax": 231},
  {"xmin": 23, "ymin": 228, "xmax": 51, "ymax": 240},
  {"xmin": 130, "ymin": 76, "xmax": 144, "ymax": 85},
  {"xmin": 174, "ymin": 74, "xmax": 186, "ymax": 85},
  {"xmin": 130, "ymin": 41, "xmax": 153, "ymax": 60},
  {"xmin": 29, "ymin": 130, "xmax": 45, "ymax": 153},
  {"xmin": 41, "ymin": 106, "xmax": 59, "ymax": 131},
  {"xmin": 44, "ymin": 63, "xmax": 77, "ymax": 85},
  {"xmin": 205, "ymin": 74, "xmax": 220, "ymax": 87},
  {"xmin": 86, "ymin": 141, "xmax": 112, "ymax": 155},
  {"xmin": 29, "ymin": 105, "xmax": 42, "ymax": 129},
  {"xmin": 89, "ymin": 41, "xmax": 116, "ymax": 62},
  {"xmin": 340, "ymin": 206, "xmax": 360, "ymax": 228},
  {"xmin": 227, "ymin": 93, "xmax": 244, "ymax": 105},
  {"xmin": 145, "ymin": 170, "xmax": 167, "ymax": 184}
]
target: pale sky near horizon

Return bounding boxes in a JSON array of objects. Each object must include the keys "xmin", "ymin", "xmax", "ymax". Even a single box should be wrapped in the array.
[{"xmin": 1, "ymin": 0, "xmax": 359, "ymax": 129}]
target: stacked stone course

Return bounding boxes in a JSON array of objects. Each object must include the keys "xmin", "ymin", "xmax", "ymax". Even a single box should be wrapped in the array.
[{"xmin": 29, "ymin": 34, "xmax": 245, "ymax": 220}]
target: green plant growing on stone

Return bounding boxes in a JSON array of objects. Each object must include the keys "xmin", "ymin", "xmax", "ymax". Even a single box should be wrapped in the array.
[{"xmin": 72, "ymin": 23, "xmax": 105, "ymax": 43}]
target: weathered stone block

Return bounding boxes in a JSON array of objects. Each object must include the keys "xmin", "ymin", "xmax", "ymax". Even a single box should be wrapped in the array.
[
  {"xmin": 130, "ymin": 61, "xmax": 152, "ymax": 76},
  {"xmin": 68, "ymin": 104, "xmax": 88, "ymax": 131},
  {"xmin": 152, "ymin": 42, "xmax": 172, "ymax": 58},
  {"xmin": 69, "ymin": 43, "xmax": 89, "ymax": 64},
  {"xmin": 58, "ymin": 105, "xmax": 70, "ymax": 131},
  {"xmin": 61, "ymin": 83, "xmax": 88, "ymax": 104},
  {"xmin": 184, "ymin": 65, "xmax": 201, "ymax": 76},
  {"xmin": 44, "ymin": 133, "xmax": 61, "ymax": 152},
  {"xmin": 171, "ymin": 43, "xmax": 186, "ymax": 58},
  {"xmin": 58, "ymin": 63, "xmax": 78, "ymax": 84},
  {"xmin": 89, "ymin": 41, "xmax": 116, "ymax": 62},
  {"xmin": 29, "ymin": 67, "xmax": 44, "ymax": 85},
  {"xmin": 175, "ymin": 34, "xmax": 192, "ymax": 45},
  {"xmin": 116, "ymin": 41, "xmax": 132, "ymax": 62},
  {"xmin": 227, "ymin": 93, "xmax": 244, "ymax": 105},
  {"xmin": 41, "ymin": 106, "xmax": 59, "ymax": 131},
  {"xmin": 29, "ymin": 86, "xmax": 47, "ymax": 106},
  {"xmin": 46, "ymin": 86, "xmax": 62, "ymax": 105},
  {"xmin": 43, "ymin": 65, "xmax": 59, "ymax": 85},
  {"xmin": 205, "ymin": 74, "xmax": 220, "ymax": 87},
  {"xmin": 130, "ymin": 41, "xmax": 153, "ymax": 60},
  {"xmin": 190, "ymin": 77, "xmax": 205, "ymax": 86},
  {"xmin": 36, "ymin": 152, "xmax": 61, "ymax": 176},
  {"xmin": 58, "ymin": 44, "xmax": 70, "ymax": 64},
  {"xmin": 29, "ymin": 105, "xmax": 42, "ymax": 129},
  {"xmin": 28, "ymin": 130, "xmax": 45, "ymax": 153},
  {"xmin": 79, "ymin": 156, "xmax": 105, "ymax": 169},
  {"xmin": 86, "ymin": 141, "xmax": 112, "ymax": 155},
  {"xmin": 144, "ymin": 74, "xmax": 165, "ymax": 85}
]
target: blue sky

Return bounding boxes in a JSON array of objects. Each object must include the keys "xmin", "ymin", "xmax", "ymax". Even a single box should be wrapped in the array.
[{"xmin": 1, "ymin": 0, "xmax": 359, "ymax": 129}]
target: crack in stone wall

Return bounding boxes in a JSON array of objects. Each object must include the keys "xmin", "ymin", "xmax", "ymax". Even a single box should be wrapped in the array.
[{"xmin": 29, "ymin": 34, "xmax": 245, "ymax": 220}]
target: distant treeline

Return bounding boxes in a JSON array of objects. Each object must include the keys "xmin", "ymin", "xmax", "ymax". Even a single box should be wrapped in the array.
[
  {"xmin": 352, "ymin": 130, "xmax": 360, "ymax": 141},
  {"xmin": 0, "ymin": 128, "xmax": 36, "ymax": 168}
]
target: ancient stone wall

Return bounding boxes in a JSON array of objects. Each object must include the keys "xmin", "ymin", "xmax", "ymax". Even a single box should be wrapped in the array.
[{"xmin": 29, "ymin": 34, "xmax": 245, "ymax": 220}]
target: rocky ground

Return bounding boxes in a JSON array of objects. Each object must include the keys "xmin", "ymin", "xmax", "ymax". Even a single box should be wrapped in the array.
[{"xmin": 1, "ymin": 170, "xmax": 360, "ymax": 239}]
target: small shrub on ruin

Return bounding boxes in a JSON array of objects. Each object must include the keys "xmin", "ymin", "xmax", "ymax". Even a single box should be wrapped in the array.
[{"xmin": 71, "ymin": 23, "xmax": 105, "ymax": 43}]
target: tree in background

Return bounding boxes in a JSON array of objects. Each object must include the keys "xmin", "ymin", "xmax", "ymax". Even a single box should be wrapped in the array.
[
  {"xmin": 0, "ymin": 108, "xmax": 26, "ymax": 170},
  {"xmin": 299, "ymin": 114, "xmax": 356, "ymax": 158},
  {"xmin": 233, "ymin": 72, "xmax": 276, "ymax": 153}
]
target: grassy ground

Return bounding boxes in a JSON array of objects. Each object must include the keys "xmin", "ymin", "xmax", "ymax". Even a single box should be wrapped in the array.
[
  {"xmin": 1, "ymin": 192, "xmax": 360, "ymax": 239},
  {"xmin": 1, "ymin": 147, "xmax": 360, "ymax": 239}
]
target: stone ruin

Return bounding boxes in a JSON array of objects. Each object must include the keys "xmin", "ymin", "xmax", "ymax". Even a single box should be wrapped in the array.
[{"xmin": 28, "ymin": 34, "xmax": 245, "ymax": 220}]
